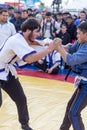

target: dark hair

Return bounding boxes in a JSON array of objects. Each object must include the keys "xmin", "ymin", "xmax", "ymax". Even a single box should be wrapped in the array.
[
  {"xmin": 28, "ymin": 13, "xmax": 34, "ymax": 17},
  {"xmin": 21, "ymin": 18, "xmax": 41, "ymax": 32},
  {"xmin": 46, "ymin": 12, "xmax": 52, "ymax": 16},
  {"xmin": 0, "ymin": 6, "xmax": 3, "ymax": 10},
  {"xmin": 7, "ymin": 6, "xmax": 14, "ymax": 10},
  {"xmin": 80, "ymin": 10, "xmax": 86, "ymax": 15},
  {"xmin": 22, "ymin": 9, "xmax": 28, "ymax": 14},
  {"xmin": 77, "ymin": 21, "xmax": 87, "ymax": 33},
  {"xmin": 61, "ymin": 24, "xmax": 67, "ymax": 28},
  {"xmin": 66, "ymin": 16, "xmax": 73, "ymax": 20},
  {"xmin": 27, "ymin": 8, "xmax": 32, "ymax": 12},
  {"xmin": 0, "ymin": 9, "xmax": 8, "ymax": 14},
  {"xmin": 14, "ymin": 10, "xmax": 21, "ymax": 14},
  {"xmin": 63, "ymin": 11, "xmax": 70, "ymax": 15},
  {"xmin": 57, "ymin": 12, "xmax": 63, "ymax": 16}
]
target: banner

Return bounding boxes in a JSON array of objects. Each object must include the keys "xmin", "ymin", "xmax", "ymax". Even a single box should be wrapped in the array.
[{"xmin": 24, "ymin": 0, "xmax": 41, "ymax": 8}]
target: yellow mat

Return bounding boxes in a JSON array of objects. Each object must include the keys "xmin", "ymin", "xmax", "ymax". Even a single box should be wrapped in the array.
[{"xmin": 0, "ymin": 75, "xmax": 87, "ymax": 130}]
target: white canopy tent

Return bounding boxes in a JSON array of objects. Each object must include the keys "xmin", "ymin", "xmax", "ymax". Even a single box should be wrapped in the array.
[
  {"xmin": 61, "ymin": 0, "xmax": 87, "ymax": 15},
  {"xmin": 62, "ymin": 0, "xmax": 87, "ymax": 11}
]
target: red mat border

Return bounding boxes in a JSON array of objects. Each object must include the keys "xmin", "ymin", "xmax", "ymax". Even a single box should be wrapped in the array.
[{"xmin": 17, "ymin": 69, "xmax": 74, "ymax": 83}]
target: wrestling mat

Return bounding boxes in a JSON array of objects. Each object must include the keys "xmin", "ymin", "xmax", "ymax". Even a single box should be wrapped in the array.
[{"xmin": 0, "ymin": 70, "xmax": 87, "ymax": 130}]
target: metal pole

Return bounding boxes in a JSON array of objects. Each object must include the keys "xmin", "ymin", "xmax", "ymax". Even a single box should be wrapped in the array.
[
  {"xmin": 18, "ymin": 0, "xmax": 20, "ymax": 9},
  {"xmin": 57, "ymin": 0, "xmax": 60, "ymax": 12}
]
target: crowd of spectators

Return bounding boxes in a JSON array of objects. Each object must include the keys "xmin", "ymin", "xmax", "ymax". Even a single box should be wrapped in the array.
[{"xmin": 0, "ymin": 5, "xmax": 87, "ymax": 74}]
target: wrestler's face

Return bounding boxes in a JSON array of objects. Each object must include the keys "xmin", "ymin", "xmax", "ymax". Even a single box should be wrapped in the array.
[
  {"xmin": 28, "ymin": 28, "xmax": 40, "ymax": 42},
  {"xmin": 77, "ymin": 29, "xmax": 87, "ymax": 44},
  {"xmin": 32, "ymin": 28, "xmax": 40, "ymax": 39}
]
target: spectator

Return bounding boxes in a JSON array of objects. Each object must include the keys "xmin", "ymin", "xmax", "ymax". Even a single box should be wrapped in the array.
[
  {"xmin": 7, "ymin": 6, "xmax": 14, "ymax": 20},
  {"xmin": 62, "ymin": 12, "xmax": 71, "ymax": 22},
  {"xmin": 35, "ymin": 13, "xmax": 43, "ymax": 40},
  {"xmin": 56, "ymin": 24, "xmax": 71, "ymax": 69},
  {"xmin": 35, "ymin": 13, "xmax": 43, "ymax": 24},
  {"xmin": 56, "ymin": 12, "xmax": 67, "ymax": 31},
  {"xmin": 0, "ymin": 9, "xmax": 16, "ymax": 45},
  {"xmin": 10, "ymin": 10, "xmax": 22, "ymax": 32},
  {"xmin": 74, "ymin": 10, "xmax": 87, "ymax": 26},
  {"xmin": 21, "ymin": 10, "xmax": 28, "ymax": 23},
  {"xmin": 35, "ymin": 50, "xmax": 61, "ymax": 74},
  {"xmin": 28, "ymin": 13, "xmax": 34, "ymax": 19},
  {"xmin": 66, "ymin": 16, "xmax": 77, "ymax": 43},
  {"xmin": 27, "ymin": 8, "xmax": 33, "ymax": 15},
  {"xmin": 72, "ymin": 14, "xmax": 78, "ymax": 22},
  {"xmin": 41, "ymin": 11, "xmax": 60, "ymax": 39},
  {"xmin": 56, "ymin": 24, "xmax": 71, "ymax": 45}
]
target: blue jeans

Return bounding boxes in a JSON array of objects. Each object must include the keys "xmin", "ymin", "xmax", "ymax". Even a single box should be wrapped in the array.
[{"xmin": 60, "ymin": 80, "xmax": 87, "ymax": 130}]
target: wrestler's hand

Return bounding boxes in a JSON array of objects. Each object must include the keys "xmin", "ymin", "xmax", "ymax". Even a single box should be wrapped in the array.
[
  {"xmin": 47, "ymin": 42, "xmax": 55, "ymax": 53},
  {"xmin": 46, "ymin": 38, "xmax": 62, "ymax": 53},
  {"xmin": 53, "ymin": 38, "xmax": 62, "ymax": 48}
]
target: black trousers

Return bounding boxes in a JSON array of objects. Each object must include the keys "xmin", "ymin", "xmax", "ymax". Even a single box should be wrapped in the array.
[{"xmin": 0, "ymin": 73, "xmax": 29, "ymax": 125}]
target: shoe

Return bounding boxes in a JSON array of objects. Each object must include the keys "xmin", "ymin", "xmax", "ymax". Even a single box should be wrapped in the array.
[{"xmin": 21, "ymin": 124, "xmax": 33, "ymax": 130}]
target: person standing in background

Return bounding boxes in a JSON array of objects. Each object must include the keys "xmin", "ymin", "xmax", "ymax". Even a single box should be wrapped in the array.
[
  {"xmin": 10, "ymin": 10, "xmax": 22, "ymax": 32},
  {"xmin": 56, "ymin": 24, "xmax": 71, "ymax": 45},
  {"xmin": 56, "ymin": 24, "xmax": 71, "ymax": 69},
  {"xmin": 74, "ymin": 10, "xmax": 87, "ymax": 26},
  {"xmin": 21, "ymin": 10, "xmax": 28, "ymax": 23},
  {"xmin": 66, "ymin": 16, "xmax": 77, "ymax": 43},
  {"xmin": 41, "ymin": 11, "xmax": 60, "ymax": 40},
  {"xmin": 7, "ymin": 6, "xmax": 14, "ymax": 20},
  {"xmin": 56, "ymin": 12, "xmax": 67, "ymax": 32},
  {"xmin": 0, "ymin": 9, "xmax": 16, "ymax": 46}
]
